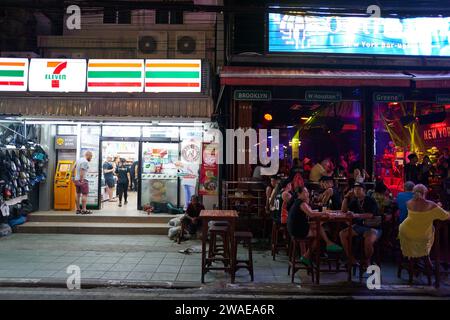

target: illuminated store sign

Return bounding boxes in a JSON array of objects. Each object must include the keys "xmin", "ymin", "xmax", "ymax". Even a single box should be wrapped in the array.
[
  {"xmin": 29, "ymin": 59, "xmax": 86, "ymax": 92},
  {"xmin": 0, "ymin": 58, "xmax": 29, "ymax": 91},
  {"xmin": 145, "ymin": 59, "xmax": 201, "ymax": 93},
  {"xmin": 87, "ymin": 59, "xmax": 145, "ymax": 92},
  {"xmin": 1, "ymin": 58, "xmax": 203, "ymax": 93},
  {"xmin": 268, "ymin": 13, "xmax": 450, "ymax": 56}
]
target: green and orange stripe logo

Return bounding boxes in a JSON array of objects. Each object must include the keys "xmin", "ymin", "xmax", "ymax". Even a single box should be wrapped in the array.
[
  {"xmin": 0, "ymin": 58, "xmax": 28, "ymax": 91},
  {"xmin": 87, "ymin": 60, "xmax": 144, "ymax": 92},
  {"xmin": 145, "ymin": 60, "xmax": 201, "ymax": 92}
]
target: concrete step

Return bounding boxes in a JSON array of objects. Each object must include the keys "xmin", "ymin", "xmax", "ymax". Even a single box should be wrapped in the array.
[
  {"xmin": 28, "ymin": 213, "xmax": 175, "ymax": 224},
  {"xmin": 16, "ymin": 222, "xmax": 170, "ymax": 235}
]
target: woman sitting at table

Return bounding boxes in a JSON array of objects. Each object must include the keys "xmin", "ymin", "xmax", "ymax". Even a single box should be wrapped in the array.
[
  {"xmin": 287, "ymin": 187, "xmax": 343, "ymax": 266},
  {"xmin": 398, "ymin": 184, "xmax": 449, "ymax": 261}
]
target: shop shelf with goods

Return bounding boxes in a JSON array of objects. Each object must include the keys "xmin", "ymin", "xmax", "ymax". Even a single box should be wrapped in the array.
[{"xmin": 221, "ymin": 180, "xmax": 267, "ymax": 238}]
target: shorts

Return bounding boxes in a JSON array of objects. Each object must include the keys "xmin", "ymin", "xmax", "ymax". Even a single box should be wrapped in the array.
[
  {"xmin": 75, "ymin": 179, "xmax": 89, "ymax": 195},
  {"xmin": 352, "ymin": 224, "xmax": 382, "ymax": 240},
  {"xmin": 105, "ymin": 177, "xmax": 115, "ymax": 188}
]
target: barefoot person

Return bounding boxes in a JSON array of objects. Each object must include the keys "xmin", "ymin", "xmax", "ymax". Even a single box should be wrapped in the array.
[{"xmin": 73, "ymin": 151, "xmax": 93, "ymax": 215}]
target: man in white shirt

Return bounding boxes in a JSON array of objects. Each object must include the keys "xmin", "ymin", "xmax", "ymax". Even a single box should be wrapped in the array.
[{"xmin": 73, "ymin": 151, "xmax": 93, "ymax": 214}]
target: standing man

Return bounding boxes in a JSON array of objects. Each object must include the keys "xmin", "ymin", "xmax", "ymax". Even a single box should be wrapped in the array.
[
  {"xmin": 103, "ymin": 156, "xmax": 116, "ymax": 202},
  {"xmin": 73, "ymin": 151, "xmax": 93, "ymax": 215},
  {"xmin": 404, "ymin": 153, "xmax": 420, "ymax": 184},
  {"xmin": 115, "ymin": 158, "xmax": 131, "ymax": 207}
]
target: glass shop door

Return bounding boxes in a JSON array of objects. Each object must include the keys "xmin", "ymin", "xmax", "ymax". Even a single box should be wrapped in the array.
[{"xmin": 138, "ymin": 141, "xmax": 180, "ymax": 210}]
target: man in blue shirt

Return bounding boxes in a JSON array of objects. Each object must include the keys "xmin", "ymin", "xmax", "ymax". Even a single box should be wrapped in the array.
[{"xmin": 397, "ymin": 181, "xmax": 415, "ymax": 223}]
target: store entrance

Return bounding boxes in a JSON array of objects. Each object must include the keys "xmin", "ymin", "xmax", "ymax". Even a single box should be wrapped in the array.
[
  {"xmin": 100, "ymin": 139, "xmax": 140, "ymax": 215},
  {"xmin": 139, "ymin": 141, "xmax": 181, "ymax": 211}
]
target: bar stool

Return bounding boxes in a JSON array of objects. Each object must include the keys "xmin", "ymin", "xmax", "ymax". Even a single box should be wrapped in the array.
[
  {"xmin": 208, "ymin": 225, "xmax": 231, "ymax": 267},
  {"xmin": 288, "ymin": 237, "xmax": 315, "ymax": 283},
  {"xmin": 231, "ymin": 231, "xmax": 254, "ymax": 283},
  {"xmin": 271, "ymin": 221, "xmax": 289, "ymax": 260},
  {"xmin": 397, "ymin": 255, "xmax": 433, "ymax": 286},
  {"xmin": 356, "ymin": 237, "xmax": 382, "ymax": 281}
]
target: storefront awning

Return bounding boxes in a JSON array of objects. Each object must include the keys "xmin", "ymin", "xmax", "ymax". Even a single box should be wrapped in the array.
[
  {"xmin": 0, "ymin": 96, "xmax": 213, "ymax": 119},
  {"xmin": 411, "ymin": 72, "xmax": 450, "ymax": 88},
  {"xmin": 220, "ymin": 67, "xmax": 413, "ymax": 87}
]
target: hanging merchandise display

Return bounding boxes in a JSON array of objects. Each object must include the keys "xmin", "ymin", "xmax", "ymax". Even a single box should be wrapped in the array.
[{"xmin": 0, "ymin": 143, "xmax": 48, "ymax": 231}]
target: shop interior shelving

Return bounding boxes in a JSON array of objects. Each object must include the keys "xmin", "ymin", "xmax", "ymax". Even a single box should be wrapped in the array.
[{"xmin": 221, "ymin": 180, "xmax": 267, "ymax": 238}]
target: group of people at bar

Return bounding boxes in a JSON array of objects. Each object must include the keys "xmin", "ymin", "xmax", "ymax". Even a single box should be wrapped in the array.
[{"xmin": 265, "ymin": 152, "xmax": 450, "ymax": 277}]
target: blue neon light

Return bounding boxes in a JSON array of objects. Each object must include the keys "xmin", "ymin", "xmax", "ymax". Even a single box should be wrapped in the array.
[{"xmin": 268, "ymin": 13, "xmax": 450, "ymax": 56}]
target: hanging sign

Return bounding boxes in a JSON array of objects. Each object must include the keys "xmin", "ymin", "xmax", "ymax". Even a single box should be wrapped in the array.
[
  {"xmin": 234, "ymin": 90, "xmax": 272, "ymax": 101},
  {"xmin": 373, "ymin": 92, "xmax": 404, "ymax": 102},
  {"xmin": 305, "ymin": 90, "xmax": 342, "ymax": 102},
  {"xmin": 87, "ymin": 59, "xmax": 145, "ymax": 92},
  {"xmin": 28, "ymin": 59, "xmax": 86, "ymax": 92},
  {"xmin": 0, "ymin": 58, "xmax": 29, "ymax": 91},
  {"xmin": 55, "ymin": 135, "xmax": 77, "ymax": 150},
  {"xmin": 145, "ymin": 59, "xmax": 201, "ymax": 93},
  {"xmin": 436, "ymin": 94, "xmax": 450, "ymax": 104}
]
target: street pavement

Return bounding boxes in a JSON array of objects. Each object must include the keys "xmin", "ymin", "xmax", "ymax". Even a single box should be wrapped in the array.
[{"xmin": 0, "ymin": 234, "xmax": 449, "ymax": 298}]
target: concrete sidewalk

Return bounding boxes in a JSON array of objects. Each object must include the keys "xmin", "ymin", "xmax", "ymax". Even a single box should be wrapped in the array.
[{"xmin": 0, "ymin": 234, "xmax": 448, "ymax": 296}]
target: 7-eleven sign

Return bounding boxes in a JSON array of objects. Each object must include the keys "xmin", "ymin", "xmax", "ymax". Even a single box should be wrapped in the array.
[{"xmin": 29, "ymin": 59, "xmax": 86, "ymax": 92}]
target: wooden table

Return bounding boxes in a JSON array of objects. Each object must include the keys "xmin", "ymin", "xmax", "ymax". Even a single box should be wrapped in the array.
[
  {"xmin": 434, "ymin": 219, "xmax": 450, "ymax": 288},
  {"xmin": 199, "ymin": 210, "xmax": 239, "ymax": 283},
  {"xmin": 311, "ymin": 211, "xmax": 373, "ymax": 284}
]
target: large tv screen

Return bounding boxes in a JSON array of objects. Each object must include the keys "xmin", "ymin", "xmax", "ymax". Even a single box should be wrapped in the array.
[{"xmin": 268, "ymin": 13, "xmax": 450, "ymax": 56}]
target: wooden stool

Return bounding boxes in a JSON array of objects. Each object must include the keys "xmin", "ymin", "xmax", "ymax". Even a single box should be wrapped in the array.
[
  {"xmin": 231, "ymin": 231, "xmax": 254, "ymax": 283},
  {"xmin": 397, "ymin": 255, "xmax": 433, "ymax": 286},
  {"xmin": 208, "ymin": 226, "xmax": 231, "ymax": 267},
  {"xmin": 271, "ymin": 221, "xmax": 289, "ymax": 260},
  {"xmin": 288, "ymin": 237, "xmax": 315, "ymax": 283}
]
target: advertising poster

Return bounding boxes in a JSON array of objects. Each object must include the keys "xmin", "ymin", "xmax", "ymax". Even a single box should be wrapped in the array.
[
  {"xmin": 80, "ymin": 126, "xmax": 100, "ymax": 207},
  {"xmin": 179, "ymin": 135, "xmax": 202, "ymax": 208},
  {"xmin": 199, "ymin": 142, "xmax": 219, "ymax": 196}
]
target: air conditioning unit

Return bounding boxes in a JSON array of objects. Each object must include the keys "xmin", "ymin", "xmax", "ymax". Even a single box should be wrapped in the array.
[
  {"xmin": 137, "ymin": 31, "xmax": 168, "ymax": 58},
  {"xmin": 49, "ymin": 51, "xmax": 86, "ymax": 59},
  {"xmin": 174, "ymin": 31, "xmax": 206, "ymax": 59},
  {"xmin": 1, "ymin": 51, "xmax": 40, "ymax": 58}
]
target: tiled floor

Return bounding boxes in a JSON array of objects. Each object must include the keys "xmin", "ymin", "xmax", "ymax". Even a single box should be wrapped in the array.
[{"xmin": 0, "ymin": 233, "xmax": 448, "ymax": 288}]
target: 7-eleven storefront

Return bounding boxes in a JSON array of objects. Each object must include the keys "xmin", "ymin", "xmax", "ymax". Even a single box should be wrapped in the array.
[{"xmin": 0, "ymin": 58, "xmax": 219, "ymax": 213}]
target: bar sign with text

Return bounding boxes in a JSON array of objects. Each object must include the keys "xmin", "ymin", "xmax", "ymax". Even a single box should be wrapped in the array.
[
  {"xmin": 145, "ymin": 59, "xmax": 201, "ymax": 93},
  {"xmin": 0, "ymin": 58, "xmax": 28, "ymax": 91},
  {"xmin": 87, "ymin": 59, "xmax": 144, "ymax": 92},
  {"xmin": 305, "ymin": 91, "xmax": 342, "ymax": 102},
  {"xmin": 373, "ymin": 92, "xmax": 404, "ymax": 103}
]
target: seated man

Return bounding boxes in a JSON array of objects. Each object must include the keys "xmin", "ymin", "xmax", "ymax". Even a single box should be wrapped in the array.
[
  {"xmin": 182, "ymin": 195, "xmax": 205, "ymax": 236},
  {"xmin": 339, "ymin": 183, "xmax": 381, "ymax": 268}
]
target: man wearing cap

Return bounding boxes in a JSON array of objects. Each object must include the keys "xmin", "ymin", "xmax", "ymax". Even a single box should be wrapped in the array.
[{"xmin": 339, "ymin": 182, "xmax": 380, "ymax": 268}]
